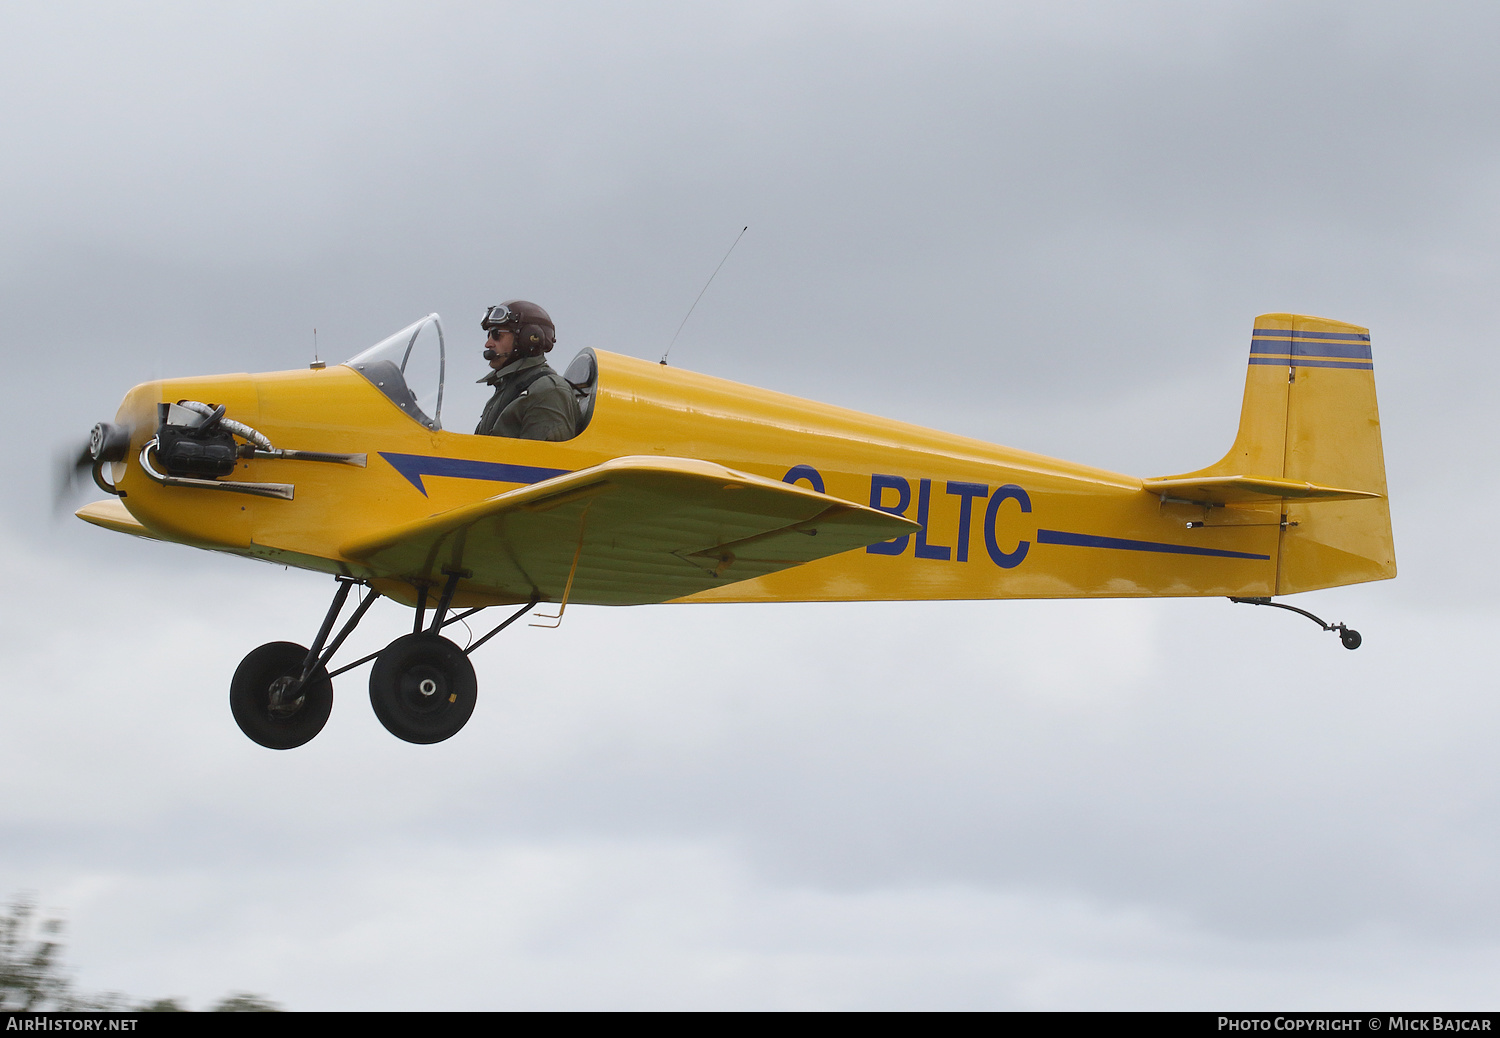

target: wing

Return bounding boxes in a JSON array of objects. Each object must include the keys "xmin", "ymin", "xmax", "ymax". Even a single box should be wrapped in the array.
[{"xmin": 342, "ymin": 455, "xmax": 921, "ymax": 605}]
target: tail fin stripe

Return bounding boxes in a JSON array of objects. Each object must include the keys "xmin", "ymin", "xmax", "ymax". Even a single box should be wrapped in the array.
[
  {"xmin": 1251, "ymin": 329, "xmax": 1370, "ymax": 342},
  {"xmin": 1249, "ymin": 357, "xmax": 1374, "ymax": 370},
  {"xmin": 1250, "ymin": 340, "xmax": 1372, "ymax": 361}
]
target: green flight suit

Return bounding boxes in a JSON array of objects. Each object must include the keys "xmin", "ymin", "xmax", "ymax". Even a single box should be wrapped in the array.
[{"xmin": 474, "ymin": 354, "xmax": 581, "ymax": 441}]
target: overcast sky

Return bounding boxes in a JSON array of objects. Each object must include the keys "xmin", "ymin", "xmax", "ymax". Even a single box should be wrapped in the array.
[{"xmin": 2, "ymin": 0, "xmax": 1497, "ymax": 1010}]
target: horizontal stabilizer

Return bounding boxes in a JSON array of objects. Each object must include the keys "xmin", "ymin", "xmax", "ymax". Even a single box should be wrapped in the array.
[
  {"xmin": 343, "ymin": 456, "xmax": 921, "ymax": 605},
  {"xmin": 1141, "ymin": 474, "xmax": 1382, "ymax": 505}
]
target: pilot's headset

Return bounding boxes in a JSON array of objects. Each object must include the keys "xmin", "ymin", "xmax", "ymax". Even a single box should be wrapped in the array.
[{"xmin": 482, "ymin": 300, "xmax": 556, "ymax": 358}]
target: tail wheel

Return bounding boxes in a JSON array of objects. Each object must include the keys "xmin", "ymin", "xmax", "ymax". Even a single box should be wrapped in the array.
[
  {"xmin": 230, "ymin": 641, "xmax": 333, "ymax": 750},
  {"xmin": 369, "ymin": 633, "xmax": 477, "ymax": 744}
]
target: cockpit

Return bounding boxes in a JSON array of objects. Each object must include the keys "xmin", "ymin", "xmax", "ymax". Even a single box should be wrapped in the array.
[{"xmin": 344, "ymin": 314, "xmax": 597, "ymax": 437}]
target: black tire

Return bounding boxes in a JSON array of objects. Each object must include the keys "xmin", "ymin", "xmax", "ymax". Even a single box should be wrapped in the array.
[
  {"xmin": 369, "ymin": 633, "xmax": 478, "ymax": 744},
  {"xmin": 229, "ymin": 641, "xmax": 333, "ymax": 750},
  {"xmin": 1340, "ymin": 628, "xmax": 1362, "ymax": 650}
]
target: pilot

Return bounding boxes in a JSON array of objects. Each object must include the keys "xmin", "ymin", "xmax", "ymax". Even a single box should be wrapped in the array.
[{"xmin": 474, "ymin": 300, "xmax": 580, "ymax": 441}]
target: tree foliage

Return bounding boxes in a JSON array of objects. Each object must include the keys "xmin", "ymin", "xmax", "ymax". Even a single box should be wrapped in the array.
[
  {"xmin": 0, "ymin": 896, "xmax": 71, "ymax": 1011},
  {"xmin": 210, "ymin": 993, "xmax": 282, "ymax": 1012},
  {"xmin": 0, "ymin": 895, "xmax": 281, "ymax": 1012}
]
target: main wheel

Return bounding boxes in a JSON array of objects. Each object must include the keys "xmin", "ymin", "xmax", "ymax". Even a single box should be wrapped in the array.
[
  {"xmin": 369, "ymin": 633, "xmax": 478, "ymax": 744},
  {"xmin": 1340, "ymin": 628, "xmax": 1362, "ymax": 650},
  {"xmin": 230, "ymin": 641, "xmax": 333, "ymax": 750}
]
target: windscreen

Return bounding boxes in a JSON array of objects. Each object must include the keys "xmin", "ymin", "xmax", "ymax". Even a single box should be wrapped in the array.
[{"xmin": 344, "ymin": 314, "xmax": 446, "ymax": 430}]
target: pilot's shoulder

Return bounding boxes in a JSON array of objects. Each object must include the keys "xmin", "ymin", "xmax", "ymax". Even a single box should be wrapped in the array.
[{"xmin": 531, "ymin": 368, "xmax": 575, "ymax": 394}]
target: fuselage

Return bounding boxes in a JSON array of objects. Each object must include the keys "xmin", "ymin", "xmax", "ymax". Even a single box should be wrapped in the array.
[{"xmin": 106, "ymin": 349, "xmax": 1280, "ymax": 606}]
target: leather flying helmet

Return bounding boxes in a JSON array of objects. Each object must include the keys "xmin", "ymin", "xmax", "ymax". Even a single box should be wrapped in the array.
[{"xmin": 482, "ymin": 299, "xmax": 556, "ymax": 357}]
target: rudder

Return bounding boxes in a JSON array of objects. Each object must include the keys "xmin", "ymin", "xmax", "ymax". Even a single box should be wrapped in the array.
[{"xmin": 1269, "ymin": 314, "xmax": 1394, "ymax": 593}]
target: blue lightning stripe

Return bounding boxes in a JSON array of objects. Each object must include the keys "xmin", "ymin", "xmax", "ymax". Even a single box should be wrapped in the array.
[
  {"xmin": 379, "ymin": 452, "xmax": 569, "ymax": 496},
  {"xmin": 1037, "ymin": 529, "xmax": 1271, "ymax": 561}
]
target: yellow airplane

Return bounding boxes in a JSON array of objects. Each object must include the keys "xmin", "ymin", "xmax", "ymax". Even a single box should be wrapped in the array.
[{"xmin": 71, "ymin": 311, "xmax": 1394, "ymax": 749}]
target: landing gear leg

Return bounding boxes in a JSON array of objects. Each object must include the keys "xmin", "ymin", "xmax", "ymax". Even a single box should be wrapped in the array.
[
  {"xmin": 365, "ymin": 578, "xmax": 540, "ymax": 745},
  {"xmin": 368, "ymin": 632, "xmax": 478, "ymax": 744},
  {"xmin": 229, "ymin": 577, "xmax": 381, "ymax": 748},
  {"xmin": 230, "ymin": 642, "xmax": 333, "ymax": 749},
  {"xmin": 369, "ymin": 571, "xmax": 477, "ymax": 745}
]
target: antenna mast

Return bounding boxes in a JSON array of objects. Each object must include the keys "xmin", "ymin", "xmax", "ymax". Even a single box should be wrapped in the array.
[{"xmin": 661, "ymin": 226, "xmax": 748, "ymax": 365}]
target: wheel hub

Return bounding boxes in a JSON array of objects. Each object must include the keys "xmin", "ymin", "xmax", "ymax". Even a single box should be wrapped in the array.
[
  {"xmin": 266, "ymin": 675, "xmax": 306, "ymax": 719},
  {"xmin": 398, "ymin": 663, "xmax": 450, "ymax": 712},
  {"xmin": 369, "ymin": 632, "xmax": 478, "ymax": 744}
]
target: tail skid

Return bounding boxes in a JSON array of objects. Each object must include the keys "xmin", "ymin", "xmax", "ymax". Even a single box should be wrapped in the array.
[{"xmin": 1230, "ymin": 595, "xmax": 1364, "ymax": 650}]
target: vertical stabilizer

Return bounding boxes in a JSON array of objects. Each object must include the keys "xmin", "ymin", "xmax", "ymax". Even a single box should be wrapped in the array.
[
  {"xmin": 1204, "ymin": 317, "xmax": 1293, "ymax": 480},
  {"xmin": 1169, "ymin": 313, "xmax": 1396, "ymax": 594}
]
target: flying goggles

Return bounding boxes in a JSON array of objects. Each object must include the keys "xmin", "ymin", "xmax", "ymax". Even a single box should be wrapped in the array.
[{"xmin": 480, "ymin": 304, "xmax": 520, "ymax": 332}]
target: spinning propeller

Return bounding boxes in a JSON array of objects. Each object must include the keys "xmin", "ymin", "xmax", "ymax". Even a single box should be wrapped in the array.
[{"xmin": 52, "ymin": 422, "xmax": 131, "ymax": 515}]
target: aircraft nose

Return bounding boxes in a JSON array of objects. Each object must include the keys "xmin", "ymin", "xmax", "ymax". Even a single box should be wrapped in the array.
[
  {"xmin": 54, "ymin": 418, "xmax": 138, "ymax": 516},
  {"xmin": 90, "ymin": 421, "xmax": 131, "ymax": 462}
]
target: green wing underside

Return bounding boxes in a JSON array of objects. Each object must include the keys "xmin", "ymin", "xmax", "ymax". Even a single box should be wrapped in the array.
[{"xmin": 342, "ymin": 456, "xmax": 921, "ymax": 605}]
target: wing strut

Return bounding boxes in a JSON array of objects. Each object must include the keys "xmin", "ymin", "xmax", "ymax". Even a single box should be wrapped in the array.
[
  {"xmin": 530, "ymin": 502, "xmax": 590, "ymax": 629},
  {"xmin": 465, "ymin": 592, "xmax": 542, "ymax": 655}
]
